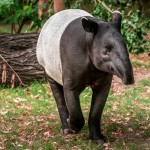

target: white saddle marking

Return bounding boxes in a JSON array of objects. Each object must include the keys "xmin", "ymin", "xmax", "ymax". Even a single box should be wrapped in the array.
[{"xmin": 36, "ymin": 9, "xmax": 92, "ymax": 85}]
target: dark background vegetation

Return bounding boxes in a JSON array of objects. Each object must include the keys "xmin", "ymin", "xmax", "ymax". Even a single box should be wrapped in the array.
[{"xmin": 0, "ymin": 0, "xmax": 150, "ymax": 54}]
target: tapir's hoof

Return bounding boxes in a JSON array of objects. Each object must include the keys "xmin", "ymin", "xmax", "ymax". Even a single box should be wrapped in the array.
[
  {"xmin": 60, "ymin": 128, "xmax": 71, "ymax": 135},
  {"xmin": 60, "ymin": 128, "xmax": 78, "ymax": 135},
  {"xmin": 100, "ymin": 135, "xmax": 108, "ymax": 143}
]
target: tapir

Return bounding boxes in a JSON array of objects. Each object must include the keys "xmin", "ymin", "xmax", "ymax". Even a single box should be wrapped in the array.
[{"xmin": 36, "ymin": 9, "xmax": 134, "ymax": 143}]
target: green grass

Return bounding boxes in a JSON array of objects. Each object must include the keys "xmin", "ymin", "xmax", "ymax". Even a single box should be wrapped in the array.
[
  {"xmin": 0, "ymin": 24, "xmax": 37, "ymax": 33},
  {"xmin": 132, "ymin": 61, "xmax": 143, "ymax": 67},
  {"xmin": 0, "ymin": 78, "xmax": 150, "ymax": 150}
]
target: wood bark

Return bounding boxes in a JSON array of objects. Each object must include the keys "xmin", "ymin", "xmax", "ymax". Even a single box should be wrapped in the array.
[
  {"xmin": 54, "ymin": 0, "xmax": 65, "ymax": 13},
  {"xmin": 38, "ymin": 0, "xmax": 44, "ymax": 20},
  {"xmin": 0, "ymin": 33, "xmax": 44, "ymax": 87}
]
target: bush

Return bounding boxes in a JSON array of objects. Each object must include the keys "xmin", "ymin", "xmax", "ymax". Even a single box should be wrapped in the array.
[
  {"xmin": 92, "ymin": 0, "xmax": 150, "ymax": 54},
  {"xmin": 0, "ymin": 0, "xmax": 43, "ymax": 33},
  {"xmin": 0, "ymin": 0, "xmax": 149, "ymax": 54},
  {"xmin": 65, "ymin": 0, "xmax": 150, "ymax": 54}
]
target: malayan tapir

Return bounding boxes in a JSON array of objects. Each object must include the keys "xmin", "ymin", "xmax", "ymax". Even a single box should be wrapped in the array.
[{"xmin": 36, "ymin": 9, "xmax": 134, "ymax": 143}]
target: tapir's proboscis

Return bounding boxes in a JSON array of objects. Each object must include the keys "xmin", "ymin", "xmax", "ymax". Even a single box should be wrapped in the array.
[{"xmin": 36, "ymin": 9, "xmax": 134, "ymax": 144}]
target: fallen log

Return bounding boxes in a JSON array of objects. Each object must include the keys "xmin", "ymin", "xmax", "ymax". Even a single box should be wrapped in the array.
[{"xmin": 0, "ymin": 33, "xmax": 44, "ymax": 87}]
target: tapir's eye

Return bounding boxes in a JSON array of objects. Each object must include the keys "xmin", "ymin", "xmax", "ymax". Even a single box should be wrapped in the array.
[{"xmin": 102, "ymin": 45, "xmax": 112, "ymax": 55}]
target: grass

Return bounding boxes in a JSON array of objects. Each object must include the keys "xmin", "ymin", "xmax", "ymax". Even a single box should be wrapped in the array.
[
  {"xmin": 0, "ymin": 24, "xmax": 37, "ymax": 34},
  {"xmin": 0, "ymin": 77, "xmax": 150, "ymax": 150}
]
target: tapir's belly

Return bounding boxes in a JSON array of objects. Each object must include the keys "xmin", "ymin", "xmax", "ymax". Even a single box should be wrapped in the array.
[{"xmin": 36, "ymin": 9, "xmax": 92, "ymax": 85}]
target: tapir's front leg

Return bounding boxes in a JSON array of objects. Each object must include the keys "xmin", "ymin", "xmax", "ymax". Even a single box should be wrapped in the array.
[
  {"xmin": 64, "ymin": 88, "xmax": 85, "ymax": 132},
  {"xmin": 89, "ymin": 74, "xmax": 113, "ymax": 143}
]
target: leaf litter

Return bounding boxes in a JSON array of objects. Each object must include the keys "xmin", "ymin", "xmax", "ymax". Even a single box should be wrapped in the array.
[{"xmin": 0, "ymin": 53, "xmax": 150, "ymax": 149}]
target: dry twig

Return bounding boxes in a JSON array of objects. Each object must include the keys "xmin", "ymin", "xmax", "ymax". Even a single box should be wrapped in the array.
[
  {"xmin": 0, "ymin": 54, "xmax": 26, "ymax": 86},
  {"xmin": 94, "ymin": 0, "xmax": 113, "ymax": 14}
]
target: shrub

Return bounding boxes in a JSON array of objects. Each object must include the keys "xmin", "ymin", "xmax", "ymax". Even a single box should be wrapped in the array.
[
  {"xmin": 0, "ymin": 0, "xmax": 149, "ymax": 54},
  {"xmin": 92, "ymin": 0, "xmax": 150, "ymax": 54}
]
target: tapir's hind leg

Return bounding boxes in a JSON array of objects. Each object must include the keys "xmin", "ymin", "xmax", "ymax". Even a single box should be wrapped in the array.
[{"xmin": 46, "ymin": 74, "xmax": 70, "ymax": 134}]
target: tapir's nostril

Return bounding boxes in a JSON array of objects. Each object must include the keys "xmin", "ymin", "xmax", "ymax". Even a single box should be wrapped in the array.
[{"xmin": 110, "ymin": 66, "xmax": 114, "ymax": 72}]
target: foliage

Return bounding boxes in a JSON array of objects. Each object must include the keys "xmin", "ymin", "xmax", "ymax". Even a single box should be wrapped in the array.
[
  {"xmin": 0, "ymin": 0, "xmax": 149, "ymax": 54},
  {"xmin": 66, "ymin": 0, "xmax": 150, "ymax": 54},
  {"xmin": 65, "ymin": 0, "xmax": 81, "ymax": 9},
  {"xmin": 0, "ymin": 0, "xmax": 14, "ymax": 7},
  {"xmin": 92, "ymin": 0, "xmax": 150, "ymax": 54},
  {"xmin": 122, "ymin": 11, "xmax": 150, "ymax": 54},
  {"xmin": 0, "ymin": 0, "xmax": 46, "ymax": 33}
]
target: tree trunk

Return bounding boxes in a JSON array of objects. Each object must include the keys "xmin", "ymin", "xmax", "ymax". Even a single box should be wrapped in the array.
[
  {"xmin": 0, "ymin": 33, "xmax": 44, "ymax": 87},
  {"xmin": 54, "ymin": 0, "xmax": 65, "ymax": 13},
  {"xmin": 38, "ymin": 0, "xmax": 44, "ymax": 20}
]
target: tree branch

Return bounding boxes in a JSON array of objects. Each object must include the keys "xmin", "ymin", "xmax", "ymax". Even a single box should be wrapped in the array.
[
  {"xmin": 0, "ymin": 54, "xmax": 26, "ymax": 86},
  {"xmin": 95, "ymin": 0, "xmax": 113, "ymax": 14}
]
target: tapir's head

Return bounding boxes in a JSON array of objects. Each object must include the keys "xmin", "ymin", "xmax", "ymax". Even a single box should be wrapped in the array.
[{"xmin": 82, "ymin": 11, "xmax": 134, "ymax": 85}]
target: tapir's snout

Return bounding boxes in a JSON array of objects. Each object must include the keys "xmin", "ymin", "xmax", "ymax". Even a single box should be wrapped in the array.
[
  {"xmin": 123, "ymin": 71, "xmax": 134, "ymax": 85},
  {"xmin": 121, "ymin": 61, "xmax": 134, "ymax": 85},
  {"xmin": 112, "ymin": 66, "xmax": 134, "ymax": 85},
  {"xmin": 111, "ymin": 54, "xmax": 134, "ymax": 85}
]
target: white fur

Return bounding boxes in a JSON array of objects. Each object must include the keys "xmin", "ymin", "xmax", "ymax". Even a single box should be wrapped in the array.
[
  {"xmin": 113, "ymin": 10, "xmax": 122, "ymax": 15},
  {"xmin": 36, "ymin": 9, "xmax": 92, "ymax": 85}
]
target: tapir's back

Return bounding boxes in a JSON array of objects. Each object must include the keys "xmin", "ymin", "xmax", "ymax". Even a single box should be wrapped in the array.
[{"xmin": 36, "ymin": 9, "xmax": 92, "ymax": 85}]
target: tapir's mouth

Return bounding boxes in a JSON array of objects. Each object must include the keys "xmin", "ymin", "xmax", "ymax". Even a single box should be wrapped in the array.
[
  {"xmin": 122, "ymin": 78, "xmax": 134, "ymax": 85},
  {"xmin": 111, "ymin": 66, "xmax": 134, "ymax": 85},
  {"xmin": 122, "ymin": 74, "xmax": 135, "ymax": 85},
  {"xmin": 110, "ymin": 66, "xmax": 122, "ymax": 79}
]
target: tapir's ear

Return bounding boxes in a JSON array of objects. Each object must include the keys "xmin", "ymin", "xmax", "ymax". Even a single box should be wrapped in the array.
[
  {"xmin": 112, "ymin": 11, "xmax": 122, "ymax": 31},
  {"xmin": 81, "ymin": 17, "xmax": 98, "ymax": 34}
]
